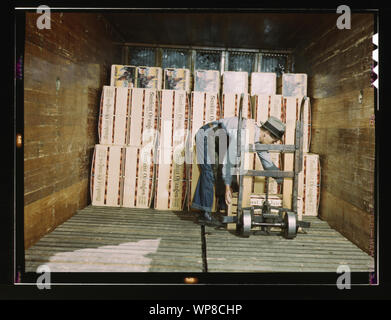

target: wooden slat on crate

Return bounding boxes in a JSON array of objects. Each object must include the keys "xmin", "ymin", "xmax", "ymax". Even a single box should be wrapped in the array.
[
  {"xmin": 298, "ymin": 153, "xmax": 321, "ymax": 216},
  {"xmin": 250, "ymin": 72, "xmax": 277, "ymax": 95},
  {"xmin": 100, "ymin": 86, "xmax": 130, "ymax": 116},
  {"xmin": 99, "ymin": 114, "xmax": 128, "ymax": 146},
  {"xmin": 90, "ymin": 145, "xmax": 123, "ymax": 207},
  {"xmin": 122, "ymin": 145, "xmax": 155, "ymax": 208},
  {"xmin": 154, "ymin": 90, "xmax": 189, "ymax": 210},
  {"xmin": 221, "ymin": 93, "xmax": 252, "ymax": 118},
  {"xmin": 194, "ymin": 70, "xmax": 220, "ymax": 93},
  {"xmin": 128, "ymin": 88, "xmax": 159, "ymax": 147},
  {"xmin": 300, "ymin": 96, "xmax": 312, "ymax": 153},
  {"xmin": 188, "ymin": 92, "xmax": 220, "ymax": 212},
  {"xmin": 222, "ymin": 71, "xmax": 248, "ymax": 94}
]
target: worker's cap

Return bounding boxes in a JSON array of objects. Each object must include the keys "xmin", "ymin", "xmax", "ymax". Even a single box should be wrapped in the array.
[{"xmin": 261, "ymin": 116, "xmax": 286, "ymax": 140}]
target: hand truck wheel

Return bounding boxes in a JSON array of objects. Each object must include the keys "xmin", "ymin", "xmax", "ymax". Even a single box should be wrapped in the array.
[
  {"xmin": 239, "ymin": 209, "xmax": 252, "ymax": 238},
  {"xmin": 283, "ymin": 212, "xmax": 297, "ymax": 239}
]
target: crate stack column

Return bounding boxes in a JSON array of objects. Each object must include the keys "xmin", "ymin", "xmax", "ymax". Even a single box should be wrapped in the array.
[
  {"xmin": 154, "ymin": 67, "xmax": 191, "ymax": 211},
  {"xmin": 282, "ymin": 73, "xmax": 320, "ymax": 217}
]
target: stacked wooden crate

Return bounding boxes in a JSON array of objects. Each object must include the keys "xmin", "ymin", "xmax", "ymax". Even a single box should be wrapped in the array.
[
  {"xmin": 91, "ymin": 65, "xmax": 320, "ymax": 217},
  {"xmin": 153, "ymin": 67, "xmax": 192, "ymax": 210},
  {"xmin": 91, "ymin": 65, "xmax": 161, "ymax": 208},
  {"xmin": 281, "ymin": 73, "xmax": 320, "ymax": 217},
  {"xmin": 188, "ymin": 70, "xmax": 221, "ymax": 212},
  {"xmin": 248, "ymin": 72, "xmax": 319, "ymax": 217},
  {"xmin": 91, "ymin": 64, "xmax": 194, "ymax": 211},
  {"xmin": 154, "ymin": 89, "xmax": 190, "ymax": 210}
]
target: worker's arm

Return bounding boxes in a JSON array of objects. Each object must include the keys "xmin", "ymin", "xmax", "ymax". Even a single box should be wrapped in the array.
[{"xmin": 256, "ymin": 149, "xmax": 283, "ymax": 184}]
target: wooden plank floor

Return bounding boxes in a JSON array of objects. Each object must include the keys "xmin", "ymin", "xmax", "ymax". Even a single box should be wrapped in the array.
[
  {"xmin": 205, "ymin": 216, "xmax": 374, "ymax": 272},
  {"xmin": 25, "ymin": 206, "xmax": 203, "ymax": 272},
  {"xmin": 25, "ymin": 206, "xmax": 374, "ymax": 273}
]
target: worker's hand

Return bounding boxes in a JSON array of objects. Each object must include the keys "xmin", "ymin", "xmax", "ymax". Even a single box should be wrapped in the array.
[{"xmin": 225, "ymin": 185, "xmax": 233, "ymax": 206}]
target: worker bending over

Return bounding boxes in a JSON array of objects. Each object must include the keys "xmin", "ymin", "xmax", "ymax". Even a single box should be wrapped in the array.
[{"xmin": 191, "ymin": 116, "xmax": 286, "ymax": 226}]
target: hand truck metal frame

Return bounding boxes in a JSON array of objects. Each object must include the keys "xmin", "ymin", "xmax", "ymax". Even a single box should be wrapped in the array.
[{"xmin": 222, "ymin": 93, "xmax": 311, "ymax": 239}]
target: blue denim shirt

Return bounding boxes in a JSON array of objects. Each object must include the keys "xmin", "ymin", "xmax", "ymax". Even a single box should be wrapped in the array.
[{"xmin": 216, "ymin": 117, "xmax": 282, "ymax": 186}]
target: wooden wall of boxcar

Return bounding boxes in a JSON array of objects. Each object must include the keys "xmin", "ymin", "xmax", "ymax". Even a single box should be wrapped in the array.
[
  {"xmin": 293, "ymin": 14, "xmax": 375, "ymax": 255},
  {"xmin": 24, "ymin": 13, "xmax": 123, "ymax": 249}
]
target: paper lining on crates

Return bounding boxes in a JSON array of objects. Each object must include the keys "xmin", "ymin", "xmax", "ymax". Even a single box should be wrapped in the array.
[
  {"xmin": 222, "ymin": 71, "xmax": 248, "ymax": 94},
  {"xmin": 250, "ymin": 72, "xmax": 277, "ymax": 96},
  {"xmin": 298, "ymin": 153, "xmax": 321, "ymax": 216},
  {"xmin": 194, "ymin": 70, "xmax": 221, "ymax": 93},
  {"xmin": 282, "ymin": 73, "xmax": 307, "ymax": 97},
  {"xmin": 122, "ymin": 145, "xmax": 155, "ymax": 208},
  {"xmin": 110, "ymin": 65, "xmax": 137, "ymax": 88},
  {"xmin": 90, "ymin": 145, "xmax": 124, "ymax": 207},
  {"xmin": 164, "ymin": 68, "xmax": 191, "ymax": 92},
  {"xmin": 221, "ymin": 93, "xmax": 252, "ymax": 118},
  {"xmin": 188, "ymin": 91, "xmax": 221, "ymax": 212},
  {"xmin": 136, "ymin": 66, "xmax": 163, "ymax": 89},
  {"xmin": 154, "ymin": 90, "xmax": 190, "ymax": 210}
]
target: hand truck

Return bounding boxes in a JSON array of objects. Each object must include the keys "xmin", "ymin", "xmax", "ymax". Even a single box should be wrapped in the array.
[{"xmin": 221, "ymin": 93, "xmax": 311, "ymax": 239}]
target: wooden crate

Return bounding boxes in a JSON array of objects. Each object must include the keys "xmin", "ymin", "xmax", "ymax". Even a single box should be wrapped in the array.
[
  {"xmin": 188, "ymin": 92, "xmax": 221, "ymax": 212},
  {"xmin": 282, "ymin": 73, "xmax": 307, "ymax": 97},
  {"xmin": 250, "ymin": 72, "xmax": 277, "ymax": 95},
  {"xmin": 136, "ymin": 66, "xmax": 163, "ymax": 89},
  {"xmin": 98, "ymin": 87, "xmax": 130, "ymax": 146},
  {"xmin": 110, "ymin": 65, "xmax": 137, "ymax": 88},
  {"xmin": 194, "ymin": 70, "xmax": 221, "ymax": 93},
  {"xmin": 90, "ymin": 145, "xmax": 124, "ymax": 207},
  {"xmin": 298, "ymin": 153, "xmax": 321, "ymax": 216},
  {"xmin": 122, "ymin": 145, "xmax": 155, "ymax": 208},
  {"xmin": 221, "ymin": 93, "xmax": 252, "ymax": 118},
  {"xmin": 99, "ymin": 86, "xmax": 131, "ymax": 116},
  {"xmin": 98, "ymin": 113, "xmax": 128, "ymax": 145},
  {"xmin": 154, "ymin": 90, "xmax": 190, "ymax": 210},
  {"xmin": 128, "ymin": 88, "xmax": 159, "ymax": 147},
  {"xmin": 163, "ymin": 68, "xmax": 191, "ymax": 92},
  {"xmin": 98, "ymin": 87, "xmax": 159, "ymax": 146},
  {"xmin": 222, "ymin": 71, "xmax": 248, "ymax": 94}
]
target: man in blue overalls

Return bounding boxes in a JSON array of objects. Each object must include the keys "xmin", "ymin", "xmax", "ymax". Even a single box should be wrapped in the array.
[{"xmin": 191, "ymin": 116, "xmax": 286, "ymax": 226}]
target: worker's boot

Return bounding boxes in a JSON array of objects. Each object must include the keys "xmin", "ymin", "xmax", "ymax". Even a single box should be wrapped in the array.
[{"xmin": 199, "ymin": 211, "xmax": 223, "ymax": 227}]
